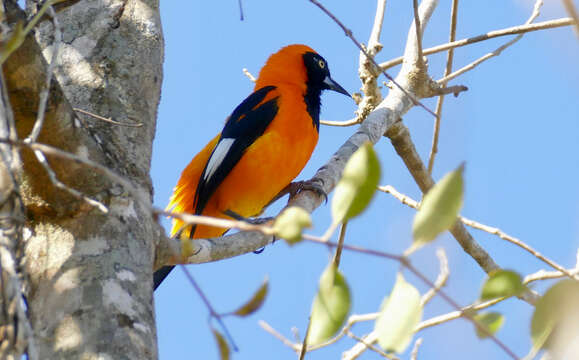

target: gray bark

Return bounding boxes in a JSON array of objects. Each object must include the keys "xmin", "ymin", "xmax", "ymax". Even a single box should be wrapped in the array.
[{"xmin": 2, "ymin": 0, "xmax": 164, "ymax": 358}]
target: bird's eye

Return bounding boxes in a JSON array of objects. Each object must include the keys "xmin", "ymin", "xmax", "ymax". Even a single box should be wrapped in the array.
[{"xmin": 318, "ymin": 59, "xmax": 325, "ymax": 69}]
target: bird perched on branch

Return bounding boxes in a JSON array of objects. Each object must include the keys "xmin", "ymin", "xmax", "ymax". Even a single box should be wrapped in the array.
[{"xmin": 154, "ymin": 44, "xmax": 350, "ymax": 290}]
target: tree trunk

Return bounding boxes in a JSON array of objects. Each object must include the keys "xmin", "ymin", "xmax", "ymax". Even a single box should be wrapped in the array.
[{"xmin": 2, "ymin": 0, "xmax": 164, "ymax": 358}]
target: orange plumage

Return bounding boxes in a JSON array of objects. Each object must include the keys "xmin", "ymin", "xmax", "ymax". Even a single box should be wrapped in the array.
[{"xmin": 155, "ymin": 44, "xmax": 349, "ymax": 289}]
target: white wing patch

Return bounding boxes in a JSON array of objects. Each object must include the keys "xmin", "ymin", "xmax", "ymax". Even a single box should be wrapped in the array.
[{"xmin": 203, "ymin": 138, "xmax": 235, "ymax": 182}]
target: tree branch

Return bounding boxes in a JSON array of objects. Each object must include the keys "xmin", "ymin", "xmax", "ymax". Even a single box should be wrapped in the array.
[
  {"xmin": 379, "ymin": 18, "xmax": 575, "ymax": 70},
  {"xmin": 562, "ymin": 0, "xmax": 579, "ymax": 38},
  {"xmin": 438, "ymin": 0, "xmax": 543, "ymax": 84},
  {"xmin": 385, "ymin": 122, "xmax": 501, "ymax": 275},
  {"xmin": 427, "ymin": 0, "xmax": 459, "ymax": 175}
]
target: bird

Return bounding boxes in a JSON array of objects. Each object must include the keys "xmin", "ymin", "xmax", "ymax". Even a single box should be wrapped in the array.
[{"xmin": 154, "ymin": 44, "xmax": 350, "ymax": 290}]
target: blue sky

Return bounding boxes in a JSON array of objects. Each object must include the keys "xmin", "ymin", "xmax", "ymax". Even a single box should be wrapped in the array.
[{"xmin": 153, "ymin": 1, "xmax": 579, "ymax": 359}]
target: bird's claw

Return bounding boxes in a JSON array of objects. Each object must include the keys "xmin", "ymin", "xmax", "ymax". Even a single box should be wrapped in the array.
[{"xmin": 288, "ymin": 180, "xmax": 328, "ymax": 204}]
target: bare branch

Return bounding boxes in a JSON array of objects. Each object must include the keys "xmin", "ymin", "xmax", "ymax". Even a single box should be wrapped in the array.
[
  {"xmin": 354, "ymin": 0, "xmax": 387, "ymax": 125},
  {"xmin": 31, "ymin": 149, "xmax": 108, "ymax": 212},
  {"xmin": 74, "ymin": 108, "xmax": 143, "ymax": 127},
  {"xmin": 304, "ymin": 235, "xmax": 519, "ymax": 359},
  {"xmin": 298, "ymin": 318, "xmax": 311, "ymax": 360},
  {"xmin": 410, "ymin": 338, "xmax": 423, "ymax": 360},
  {"xmin": 26, "ymin": 5, "xmax": 60, "ymax": 142},
  {"xmin": 430, "ymin": 84, "xmax": 467, "ymax": 96},
  {"xmin": 0, "ymin": 138, "xmax": 150, "ymax": 210},
  {"xmin": 320, "ymin": 117, "xmax": 359, "ymax": 127},
  {"xmin": 343, "ymin": 297, "xmax": 505, "ymax": 360},
  {"xmin": 400, "ymin": 0, "xmax": 438, "ymax": 73},
  {"xmin": 346, "ymin": 330, "xmax": 399, "ymax": 359},
  {"xmin": 379, "ymin": 184, "xmax": 576, "ymax": 282},
  {"xmin": 562, "ymin": 0, "xmax": 579, "ymax": 38},
  {"xmin": 242, "ymin": 68, "xmax": 256, "ymax": 82},
  {"xmin": 438, "ymin": 0, "xmax": 544, "ymax": 84},
  {"xmin": 260, "ymin": 311, "xmax": 384, "ymax": 354},
  {"xmin": 308, "ymin": 0, "xmax": 438, "ymax": 118},
  {"xmin": 385, "ymin": 122, "xmax": 501, "ymax": 275},
  {"xmin": 379, "ymin": 18, "xmax": 575, "ymax": 70},
  {"xmin": 460, "ymin": 217, "xmax": 578, "ymax": 281},
  {"xmin": 154, "ymin": 208, "xmax": 274, "ymax": 268},
  {"xmin": 420, "ymin": 248, "xmax": 449, "ymax": 306},
  {"xmin": 412, "ymin": 0, "xmax": 425, "ymax": 68},
  {"xmin": 180, "ymin": 267, "xmax": 238, "ymax": 351},
  {"xmin": 427, "ymin": 0, "xmax": 459, "ymax": 175},
  {"xmin": 259, "ymin": 320, "xmax": 300, "ymax": 353},
  {"xmin": 368, "ymin": 0, "xmax": 387, "ymax": 49}
]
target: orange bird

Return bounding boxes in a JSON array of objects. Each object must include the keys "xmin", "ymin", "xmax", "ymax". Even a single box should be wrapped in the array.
[{"xmin": 154, "ymin": 44, "xmax": 349, "ymax": 289}]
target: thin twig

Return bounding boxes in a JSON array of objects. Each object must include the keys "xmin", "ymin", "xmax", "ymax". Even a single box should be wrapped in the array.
[
  {"xmin": 308, "ymin": 0, "xmax": 439, "ymax": 119},
  {"xmin": 180, "ymin": 266, "xmax": 238, "ymax": 351},
  {"xmin": 32, "ymin": 149, "xmax": 108, "ymax": 212},
  {"xmin": 237, "ymin": 0, "xmax": 245, "ymax": 21},
  {"xmin": 74, "ymin": 108, "xmax": 143, "ymax": 127},
  {"xmin": 354, "ymin": 0, "xmax": 387, "ymax": 124},
  {"xmin": 307, "ymin": 312, "xmax": 380, "ymax": 351},
  {"xmin": 242, "ymin": 68, "xmax": 256, "ymax": 82},
  {"xmin": 259, "ymin": 320, "xmax": 300, "ymax": 352},
  {"xmin": 412, "ymin": 0, "xmax": 424, "ymax": 67},
  {"xmin": 319, "ymin": 118, "xmax": 359, "ymax": 127},
  {"xmin": 439, "ymin": 0, "xmax": 543, "ymax": 84},
  {"xmin": 344, "ymin": 297, "xmax": 505, "ymax": 360},
  {"xmin": 427, "ymin": 0, "xmax": 459, "ymax": 175},
  {"xmin": 420, "ymin": 248, "xmax": 449, "ymax": 306},
  {"xmin": 0, "ymin": 138, "xmax": 150, "ymax": 211},
  {"xmin": 302, "ymin": 235, "xmax": 402, "ymax": 262},
  {"xmin": 26, "ymin": 5, "xmax": 60, "ymax": 142},
  {"xmin": 416, "ymin": 297, "xmax": 504, "ymax": 332},
  {"xmin": 403, "ymin": 261, "xmax": 519, "ymax": 359},
  {"xmin": 385, "ymin": 122, "xmax": 501, "ymax": 275},
  {"xmin": 460, "ymin": 217, "xmax": 578, "ymax": 281},
  {"xmin": 410, "ymin": 338, "xmax": 423, "ymax": 360},
  {"xmin": 379, "ymin": 184, "xmax": 577, "ymax": 281},
  {"xmin": 562, "ymin": 0, "xmax": 579, "ymax": 38},
  {"xmin": 298, "ymin": 318, "xmax": 311, "ymax": 360},
  {"xmin": 304, "ymin": 233, "xmax": 519, "ymax": 359},
  {"xmin": 379, "ymin": 18, "xmax": 575, "ymax": 70},
  {"xmin": 158, "ymin": 208, "xmax": 273, "ymax": 237},
  {"xmin": 346, "ymin": 330, "xmax": 399, "ymax": 359},
  {"xmin": 332, "ymin": 222, "xmax": 348, "ymax": 267},
  {"xmin": 368, "ymin": 0, "xmax": 387, "ymax": 48}
]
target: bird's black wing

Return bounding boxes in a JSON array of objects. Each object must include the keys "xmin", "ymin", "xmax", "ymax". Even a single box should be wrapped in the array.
[{"xmin": 194, "ymin": 85, "xmax": 279, "ymax": 217}]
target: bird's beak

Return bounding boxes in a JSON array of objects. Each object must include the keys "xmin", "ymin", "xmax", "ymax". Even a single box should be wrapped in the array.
[{"xmin": 323, "ymin": 75, "xmax": 350, "ymax": 97}]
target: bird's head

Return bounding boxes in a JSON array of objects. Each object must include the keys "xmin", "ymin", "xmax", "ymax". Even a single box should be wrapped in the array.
[{"xmin": 255, "ymin": 44, "xmax": 350, "ymax": 98}]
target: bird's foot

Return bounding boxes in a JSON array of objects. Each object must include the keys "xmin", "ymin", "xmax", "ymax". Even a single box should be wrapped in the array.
[
  {"xmin": 223, "ymin": 209, "xmax": 273, "ymax": 225},
  {"xmin": 223, "ymin": 209, "xmax": 275, "ymax": 254},
  {"xmin": 287, "ymin": 179, "xmax": 328, "ymax": 204}
]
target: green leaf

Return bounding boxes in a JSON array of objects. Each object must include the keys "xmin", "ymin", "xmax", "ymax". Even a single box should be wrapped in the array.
[
  {"xmin": 232, "ymin": 276, "xmax": 269, "ymax": 317},
  {"xmin": 211, "ymin": 328, "xmax": 230, "ymax": 360},
  {"xmin": 273, "ymin": 206, "xmax": 312, "ymax": 245},
  {"xmin": 480, "ymin": 270, "xmax": 525, "ymax": 301},
  {"xmin": 374, "ymin": 273, "xmax": 422, "ymax": 353},
  {"xmin": 531, "ymin": 280, "xmax": 579, "ymax": 351},
  {"xmin": 473, "ymin": 312, "xmax": 505, "ymax": 339},
  {"xmin": 411, "ymin": 164, "xmax": 464, "ymax": 251},
  {"xmin": 307, "ymin": 263, "xmax": 351, "ymax": 345},
  {"xmin": 331, "ymin": 142, "xmax": 381, "ymax": 223}
]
